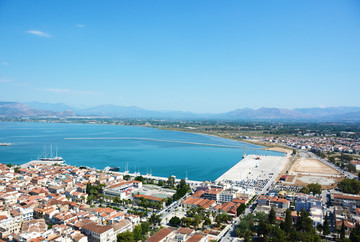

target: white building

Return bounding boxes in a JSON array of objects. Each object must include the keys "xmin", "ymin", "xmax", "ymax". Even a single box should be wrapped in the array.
[
  {"xmin": 81, "ymin": 222, "xmax": 116, "ymax": 242},
  {"xmin": 219, "ymin": 189, "xmax": 236, "ymax": 203}
]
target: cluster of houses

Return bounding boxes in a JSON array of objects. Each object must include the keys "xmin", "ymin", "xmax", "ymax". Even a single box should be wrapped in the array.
[
  {"xmin": 258, "ymin": 136, "xmax": 360, "ymax": 154},
  {"xmin": 182, "ymin": 188, "xmax": 247, "ymax": 217},
  {"xmin": 253, "ymin": 187, "xmax": 360, "ymax": 238},
  {"xmin": 0, "ymin": 163, "xmax": 142, "ymax": 241},
  {"xmin": 3, "ymin": 156, "xmax": 360, "ymax": 241}
]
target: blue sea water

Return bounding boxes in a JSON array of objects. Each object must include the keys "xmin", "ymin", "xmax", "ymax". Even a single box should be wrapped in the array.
[{"xmin": 0, "ymin": 122, "xmax": 283, "ymax": 181}]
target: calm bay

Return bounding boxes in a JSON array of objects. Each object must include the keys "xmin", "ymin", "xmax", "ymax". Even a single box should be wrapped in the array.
[{"xmin": 0, "ymin": 122, "xmax": 282, "ymax": 181}]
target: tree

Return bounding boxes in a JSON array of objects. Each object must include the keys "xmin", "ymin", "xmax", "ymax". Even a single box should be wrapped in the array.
[
  {"xmin": 117, "ymin": 231, "xmax": 134, "ymax": 242},
  {"xmin": 340, "ymin": 153, "xmax": 353, "ymax": 162},
  {"xmin": 141, "ymin": 222, "xmax": 150, "ymax": 235},
  {"xmin": 149, "ymin": 213, "xmax": 161, "ymax": 226},
  {"xmin": 204, "ymin": 217, "xmax": 211, "ymax": 226},
  {"xmin": 133, "ymin": 224, "xmax": 142, "ymax": 241},
  {"xmin": 165, "ymin": 197, "xmax": 173, "ymax": 206},
  {"xmin": 237, "ymin": 203, "xmax": 246, "ymax": 216},
  {"xmin": 340, "ymin": 220, "xmax": 345, "ymax": 240},
  {"xmin": 300, "ymin": 183, "xmax": 322, "ymax": 195},
  {"xmin": 296, "ymin": 209, "xmax": 313, "ymax": 233},
  {"xmin": 113, "ymin": 196, "xmax": 121, "ymax": 205},
  {"xmin": 273, "ymin": 226, "xmax": 287, "ymax": 242},
  {"xmin": 158, "ymin": 180, "xmax": 164, "ymax": 186},
  {"xmin": 292, "ymin": 149, "xmax": 297, "ymax": 155},
  {"xmin": 323, "ymin": 214, "xmax": 330, "ymax": 236},
  {"xmin": 169, "ymin": 216, "xmax": 181, "ymax": 227},
  {"xmin": 167, "ymin": 176, "xmax": 175, "ymax": 188},
  {"xmin": 181, "ymin": 217, "xmax": 192, "ymax": 227},
  {"xmin": 215, "ymin": 212, "xmax": 232, "ymax": 227},
  {"xmin": 338, "ymin": 178, "xmax": 360, "ymax": 194},
  {"xmin": 123, "ymin": 175, "xmax": 131, "ymax": 181},
  {"xmin": 173, "ymin": 179, "xmax": 190, "ymax": 201},
  {"xmin": 257, "ymin": 219, "xmax": 271, "ymax": 238},
  {"xmin": 135, "ymin": 176, "xmax": 145, "ymax": 182},
  {"xmin": 284, "ymin": 209, "xmax": 293, "ymax": 233},
  {"xmin": 329, "ymin": 156, "xmax": 336, "ymax": 163},
  {"xmin": 350, "ymin": 223, "xmax": 360, "ymax": 242},
  {"xmin": 269, "ymin": 207, "xmax": 276, "ymax": 224}
]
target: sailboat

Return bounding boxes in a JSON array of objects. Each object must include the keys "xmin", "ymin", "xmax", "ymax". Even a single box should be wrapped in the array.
[{"xmin": 40, "ymin": 145, "xmax": 63, "ymax": 162}]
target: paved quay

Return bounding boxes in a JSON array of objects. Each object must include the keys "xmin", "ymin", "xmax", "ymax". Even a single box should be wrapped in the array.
[
  {"xmin": 215, "ymin": 154, "xmax": 290, "ymax": 194},
  {"xmin": 216, "ymin": 154, "xmax": 287, "ymax": 182}
]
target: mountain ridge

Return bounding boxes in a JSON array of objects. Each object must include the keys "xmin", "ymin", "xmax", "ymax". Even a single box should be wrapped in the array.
[{"xmin": 2, "ymin": 101, "xmax": 360, "ymax": 121}]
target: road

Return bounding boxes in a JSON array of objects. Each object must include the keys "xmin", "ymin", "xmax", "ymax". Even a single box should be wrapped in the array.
[{"xmin": 159, "ymin": 197, "xmax": 187, "ymax": 225}]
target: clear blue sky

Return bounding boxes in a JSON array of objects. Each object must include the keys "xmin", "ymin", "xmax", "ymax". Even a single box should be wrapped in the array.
[{"xmin": 0, "ymin": 0, "xmax": 359, "ymax": 113}]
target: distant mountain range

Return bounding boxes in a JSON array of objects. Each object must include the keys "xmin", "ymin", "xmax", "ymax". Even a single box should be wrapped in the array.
[
  {"xmin": 1, "ymin": 101, "xmax": 360, "ymax": 121},
  {"xmin": 0, "ymin": 102, "xmax": 75, "ymax": 118}
]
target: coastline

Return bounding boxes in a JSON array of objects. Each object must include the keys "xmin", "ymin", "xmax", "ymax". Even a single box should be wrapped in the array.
[{"xmin": 147, "ymin": 126, "xmax": 291, "ymax": 152}]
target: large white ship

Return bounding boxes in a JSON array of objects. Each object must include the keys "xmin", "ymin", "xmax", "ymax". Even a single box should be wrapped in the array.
[{"xmin": 40, "ymin": 145, "xmax": 63, "ymax": 162}]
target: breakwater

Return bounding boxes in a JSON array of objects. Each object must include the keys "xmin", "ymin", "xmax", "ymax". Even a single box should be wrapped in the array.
[{"xmin": 64, "ymin": 137, "xmax": 265, "ymax": 150}]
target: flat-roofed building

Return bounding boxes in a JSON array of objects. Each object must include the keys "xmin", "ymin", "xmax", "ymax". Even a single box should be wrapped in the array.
[
  {"xmin": 331, "ymin": 193, "xmax": 360, "ymax": 207},
  {"xmin": 203, "ymin": 188, "xmax": 223, "ymax": 202},
  {"xmin": 104, "ymin": 180, "xmax": 142, "ymax": 199},
  {"xmin": 219, "ymin": 189, "xmax": 236, "ymax": 203}
]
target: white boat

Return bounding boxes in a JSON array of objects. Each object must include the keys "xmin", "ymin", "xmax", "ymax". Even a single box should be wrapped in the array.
[
  {"xmin": 40, "ymin": 145, "xmax": 63, "ymax": 161},
  {"xmin": 0, "ymin": 143, "xmax": 13, "ymax": 146}
]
